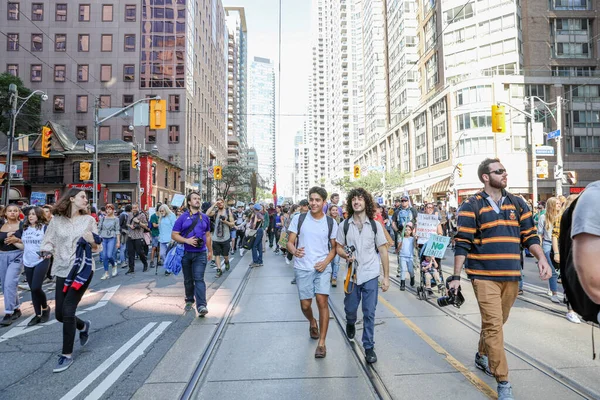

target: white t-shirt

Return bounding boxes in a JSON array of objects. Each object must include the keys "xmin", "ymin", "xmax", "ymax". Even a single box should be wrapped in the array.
[
  {"xmin": 288, "ymin": 212, "xmax": 338, "ymax": 272},
  {"xmin": 21, "ymin": 226, "xmax": 45, "ymax": 268}
]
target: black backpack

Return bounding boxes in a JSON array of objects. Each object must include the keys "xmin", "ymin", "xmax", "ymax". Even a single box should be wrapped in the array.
[
  {"xmin": 343, "ymin": 218, "xmax": 380, "ymax": 253},
  {"xmin": 296, "ymin": 213, "xmax": 334, "ymax": 250},
  {"xmin": 559, "ymin": 195, "xmax": 600, "ymax": 324}
]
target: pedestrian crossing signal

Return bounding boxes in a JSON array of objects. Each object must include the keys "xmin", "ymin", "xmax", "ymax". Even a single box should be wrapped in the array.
[
  {"xmin": 41, "ymin": 126, "xmax": 52, "ymax": 158},
  {"xmin": 353, "ymin": 165, "xmax": 360, "ymax": 179},
  {"xmin": 131, "ymin": 149, "xmax": 139, "ymax": 169},
  {"xmin": 79, "ymin": 162, "xmax": 91, "ymax": 181},
  {"xmin": 214, "ymin": 166, "xmax": 222, "ymax": 180}
]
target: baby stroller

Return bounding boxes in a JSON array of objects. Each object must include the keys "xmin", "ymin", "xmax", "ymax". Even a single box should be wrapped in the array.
[{"xmin": 415, "ymin": 248, "xmax": 447, "ymax": 300}]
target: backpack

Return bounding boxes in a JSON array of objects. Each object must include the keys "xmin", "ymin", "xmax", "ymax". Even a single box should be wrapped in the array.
[
  {"xmin": 119, "ymin": 212, "xmax": 128, "ymax": 233},
  {"xmin": 343, "ymin": 218, "xmax": 380, "ymax": 254},
  {"xmin": 296, "ymin": 213, "xmax": 334, "ymax": 250},
  {"xmin": 558, "ymin": 195, "xmax": 600, "ymax": 324}
]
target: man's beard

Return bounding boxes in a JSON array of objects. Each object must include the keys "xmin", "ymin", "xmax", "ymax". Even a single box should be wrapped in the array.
[{"xmin": 489, "ymin": 176, "xmax": 507, "ymax": 189}]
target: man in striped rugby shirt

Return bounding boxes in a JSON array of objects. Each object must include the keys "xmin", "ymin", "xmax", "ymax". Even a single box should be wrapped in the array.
[{"xmin": 449, "ymin": 158, "xmax": 551, "ymax": 400}]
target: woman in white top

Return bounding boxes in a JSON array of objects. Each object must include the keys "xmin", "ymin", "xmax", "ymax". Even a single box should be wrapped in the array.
[
  {"xmin": 157, "ymin": 204, "xmax": 176, "ymax": 273},
  {"xmin": 40, "ymin": 189, "xmax": 101, "ymax": 373},
  {"xmin": 21, "ymin": 207, "xmax": 51, "ymax": 326}
]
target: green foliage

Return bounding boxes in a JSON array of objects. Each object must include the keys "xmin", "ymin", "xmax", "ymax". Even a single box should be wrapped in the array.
[
  {"xmin": 214, "ymin": 165, "xmax": 253, "ymax": 201},
  {"xmin": 0, "ymin": 73, "xmax": 42, "ymax": 135},
  {"xmin": 332, "ymin": 170, "xmax": 407, "ymax": 194}
]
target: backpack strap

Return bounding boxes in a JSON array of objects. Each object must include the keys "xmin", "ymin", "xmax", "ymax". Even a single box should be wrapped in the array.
[
  {"xmin": 343, "ymin": 218, "xmax": 379, "ymax": 253},
  {"xmin": 326, "ymin": 216, "xmax": 334, "ymax": 251},
  {"xmin": 295, "ymin": 213, "xmax": 308, "ymax": 247}
]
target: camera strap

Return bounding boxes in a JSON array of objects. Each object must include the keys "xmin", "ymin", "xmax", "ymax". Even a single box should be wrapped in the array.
[
  {"xmin": 183, "ymin": 212, "xmax": 201, "ymax": 238},
  {"xmin": 344, "ymin": 260, "xmax": 357, "ymax": 295}
]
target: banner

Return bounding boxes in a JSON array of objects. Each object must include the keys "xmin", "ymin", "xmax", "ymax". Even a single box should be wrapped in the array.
[
  {"xmin": 416, "ymin": 213, "xmax": 439, "ymax": 245},
  {"xmin": 422, "ymin": 234, "xmax": 451, "ymax": 258},
  {"xmin": 171, "ymin": 194, "xmax": 185, "ymax": 208},
  {"xmin": 272, "ymin": 182, "xmax": 277, "ymax": 206},
  {"xmin": 30, "ymin": 192, "xmax": 46, "ymax": 206}
]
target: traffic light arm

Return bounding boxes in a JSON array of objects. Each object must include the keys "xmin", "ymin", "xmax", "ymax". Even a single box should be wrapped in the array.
[
  {"xmin": 495, "ymin": 101, "xmax": 533, "ymax": 119},
  {"xmin": 97, "ymin": 96, "xmax": 161, "ymax": 125}
]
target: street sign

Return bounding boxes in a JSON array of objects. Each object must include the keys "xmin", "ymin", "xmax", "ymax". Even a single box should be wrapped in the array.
[
  {"xmin": 554, "ymin": 165, "xmax": 563, "ymax": 180},
  {"xmin": 133, "ymin": 103, "xmax": 150, "ymax": 126},
  {"xmin": 84, "ymin": 143, "xmax": 95, "ymax": 153},
  {"xmin": 208, "ymin": 166, "xmax": 214, "ymax": 178},
  {"xmin": 547, "ymin": 129, "xmax": 561, "ymax": 140},
  {"xmin": 533, "ymin": 123, "xmax": 544, "ymax": 145},
  {"xmin": 376, "ymin": 197, "xmax": 384, "ymax": 205},
  {"xmin": 535, "ymin": 145, "xmax": 555, "ymax": 156}
]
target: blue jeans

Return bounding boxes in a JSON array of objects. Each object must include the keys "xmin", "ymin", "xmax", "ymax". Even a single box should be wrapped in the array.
[
  {"xmin": 330, "ymin": 254, "xmax": 340, "ymax": 279},
  {"xmin": 119, "ymin": 235, "xmax": 128, "ymax": 264},
  {"xmin": 543, "ymin": 241, "xmax": 558, "ymax": 293},
  {"xmin": 344, "ymin": 276, "xmax": 379, "ymax": 349},
  {"xmin": 252, "ymin": 228, "xmax": 264, "ymax": 264},
  {"xmin": 399, "ymin": 256, "xmax": 414, "ymax": 280},
  {"xmin": 181, "ymin": 251, "xmax": 208, "ymax": 310},
  {"xmin": 101, "ymin": 237, "xmax": 117, "ymax": 272}
]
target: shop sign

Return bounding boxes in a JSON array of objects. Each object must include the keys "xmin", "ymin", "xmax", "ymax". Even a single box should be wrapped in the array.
[
  {"xmin": 67, "ymin": 183, "xmax": 101, "ymax": 192},
  {"xmin": 570, "ymin": 187, "xmax": 585, "ymax": 194}
]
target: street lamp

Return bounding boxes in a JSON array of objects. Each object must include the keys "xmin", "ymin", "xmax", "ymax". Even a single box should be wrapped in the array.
[{"xmin": 4, "ymin": 85, "xmax": 47, "ymax": 205}]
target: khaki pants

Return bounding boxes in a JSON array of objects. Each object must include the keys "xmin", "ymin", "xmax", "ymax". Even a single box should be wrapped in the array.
[{"xmin": 472, "ymin": 279, "xmax": 519, "ymax": 382}]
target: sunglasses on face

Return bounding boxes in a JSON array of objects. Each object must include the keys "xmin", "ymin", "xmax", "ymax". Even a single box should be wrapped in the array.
[
  {"xmin": 487, "ymin": 168, "xmax": 507, "ymax": 175},
  {"xmin": 401, "ymin": 199, "xmax": 408, "ymax": 202}
]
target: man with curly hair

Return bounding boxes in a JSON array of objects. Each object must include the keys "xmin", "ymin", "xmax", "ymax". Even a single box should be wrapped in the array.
[{"xmin": 336, "ymin": 188, "xmax": 390, "ymax": 364}]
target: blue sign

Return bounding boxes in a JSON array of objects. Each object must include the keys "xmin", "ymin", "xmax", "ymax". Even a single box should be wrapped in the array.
[
  {"xmin": 547, "ymin": 129, "xmax": 561, "ymax": 140},
  {"xmin": 376, "ymin": 197, "xmax": 384, "ymax": 205},
  {"xmin": 30, "ymin": 192, "xmax": 46, "ymax": 206}
]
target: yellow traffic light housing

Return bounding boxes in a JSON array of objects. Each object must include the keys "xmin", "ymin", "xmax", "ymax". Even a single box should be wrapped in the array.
[
  {"xmin": 492, "ymin": 105, "xmax": 506, "ymax": 133},
  {"xmin": 79, "ymin": 162, "xmax": 91, "ymax": 181},
  {"xmin": 131, "ymin": 149, "xmax": 139, "ymax": 169},
  {"xmin": 41, "ymin": 126, "xmax": 52, "ymax": 158},
  {"xmin": 353, "ymin": 165, "xmax": 360, "ymax": 179},
  {"xmin": 149, "ymin": 100, "xmax": 167, "ymax": 129},
  {"xmin": 214, "ymin": 166, "xmax": 222, "ymax": 180},
  {"xmin": 457, "ymin": 163, "xmax": 463, "ymax": 178}
]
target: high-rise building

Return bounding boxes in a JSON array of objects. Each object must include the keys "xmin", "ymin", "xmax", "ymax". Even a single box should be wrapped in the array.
[
  {"xmin": 1, "ymin": 0, "xmax": 229, "ymax": 195},
  {"xmin": 248, "ymin": 56, "xmax": 276, "ymax": 187},
  {"xmin": 293, "ymin": 130, "xmax": 310, "ymax": 200}
]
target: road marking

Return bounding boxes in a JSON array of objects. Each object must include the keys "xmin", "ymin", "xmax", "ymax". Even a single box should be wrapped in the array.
[
  {"xmin": 84, "ymin": 321, "xmax": 172, "ymax": 400},
  {"xmin": 83, "ymin": 285, "xmax": 121, "ymax": 311},
  {"xmin": 60, "ymin": 322, "xmax": 157, "ymax": 400},
  {"xmin": 378, "ymin": 296, "xmax": 497, "ymax": 399}
]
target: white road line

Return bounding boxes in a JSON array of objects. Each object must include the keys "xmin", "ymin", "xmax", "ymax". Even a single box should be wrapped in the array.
[
  {"xmin": 84, "ymin": 321, "xmax": 172, "ymax": 400},
  {"xmin": 59, "ymin": 322, "xmax": 158, "ymax": 400}
]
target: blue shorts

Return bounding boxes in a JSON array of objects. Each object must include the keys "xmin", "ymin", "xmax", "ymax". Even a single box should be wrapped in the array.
[
  {"xmin": 151, "ymin": 236, "xmax": 159, "ymax": 248},
  {"xmin": 294, "ymin": 268, "xmax": 331, "ymax": 300},
  {"xmin": 230, "ymin": 229, "xmax": 237, "ymax": 239}
]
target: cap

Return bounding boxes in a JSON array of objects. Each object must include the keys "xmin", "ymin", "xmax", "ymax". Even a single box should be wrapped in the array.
[
  {"xmin": 253, "ymin": 203, "xmax": 262, "ymax": 211},
  {"xmin": 401, "ymin": 195, "xmax": 409, "ymax": 201},
  {"xmin": 394, "ymin": 198, "xmax": 401, "ymax": 202},
  {"xmin": 299, "ymin": 199, "xmax": 309, "ymax": 206}
]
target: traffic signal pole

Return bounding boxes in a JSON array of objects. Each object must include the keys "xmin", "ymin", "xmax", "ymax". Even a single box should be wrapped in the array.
[
  {"xmin": 93, "ymin": 97, "xmax": 99, "ymax": 209},
  {"xmin": 5, "ymin": 87, "xmax": 18, "ymax": 206},
  {"xmin": 555, "ymin": 96, "xmax": 563, "ymax": 196},
  {"xmin": 530, "ymin": 97, "xmax": 538, "ymax": 207}
]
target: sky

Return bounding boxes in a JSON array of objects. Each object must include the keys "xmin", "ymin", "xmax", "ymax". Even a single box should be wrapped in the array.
[{"xmin": 223, "ymin": 0, "xmax": 313, "ymax": 197}]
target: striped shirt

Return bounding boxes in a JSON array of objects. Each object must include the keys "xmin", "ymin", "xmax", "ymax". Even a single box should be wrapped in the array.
[{"xmin": 455, "ymin": 190, "xmax": 540, "ymax": 282}]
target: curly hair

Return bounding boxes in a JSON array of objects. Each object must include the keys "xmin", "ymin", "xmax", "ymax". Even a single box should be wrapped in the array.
[{"xmin": 346, "ymin": 188, "xmax": 376, "ymax": 219}]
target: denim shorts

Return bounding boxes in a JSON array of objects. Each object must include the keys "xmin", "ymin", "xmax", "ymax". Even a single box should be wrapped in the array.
[
  {"xmin": 151, "ymin": 236, "xmax": 159, "ymax": 248},
  {"xmin": 294, "ymin": 268, "xmax": 331, "ymax": 300}
]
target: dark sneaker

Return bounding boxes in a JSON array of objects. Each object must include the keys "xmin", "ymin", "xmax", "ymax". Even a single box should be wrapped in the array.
[
  {"xmin": 143, "ymin": 265, "xmax": 148, "ymax": 272},
  {"xmin": 198, "ymin": 306, "xmax": 208, "ymax": 317},
  {"xmin": 396, "ymin": 273, "xmax": 400, "ymax": 278},
  {"xmin": 400, "ymin": 280, "xmax": 406, "ymax": 291},
  {"xmin": 475, "ymin": 352, "xmax": 494, "ymax": 376},
  {"xmin": 410, "ymin": 276, "xmax": 415, "ymax": 287},
  {"xmin": 346, "ymin": 323, "xmax": 355, "ymax": 340},
  {"xmin": 365, "ymin": 348, "xmax": 377, "ymax": 364},
  {"xmin": 53, "ymin": 355, "xmax": 74, "ymax": 373},
  {"xmin": 427, "ymin": 288, "xmax": 434, "ymax": 296},
  {"xmin": 291, "ymin": 278, "xmax": 296, "ymax": 284},
  {"xmin": 40, "ymin": 306, "xmax": 51, "ymax": 323},
  {"xmin": 150, "ymin": 261, "xmax": 155, "ymax": 269},
  {"xmin": 28, "ymin": 316, "xmax": 42, "ymax": 327},
  {"xmin": 184, "ymin": 302, "xmax": 194, "ymax": 312},
  {"xmin": 165, "ymin": 271, "xmax": 172, "ymax": 276},
  {"xmin": 11, "ymin": 309, "xmax": 21, "ymax": 320},
  {"xmin": 518, "ymin": 289, "xmax": 524, "ymax": 295},
  {"xmin": 225, "ymin": 263, "xmax": 230, "ymax": 271},
  {"xmin": 216, "ymin": 269, "xmax": 223, "ymax": 278},
  {"xmin": 125, "ymin": 269, "xmax": 135, "ymax": 275},
  {"xmin": 331, "ymin": 278, "xmax": 337, "ymax": 287},
  {"xmin": 0, "ymin": 314, "xmax": 13, "ymax": 327},
  {"xmin": 497, "ymin": 381, "xmax": 514, "ymax": 400},
  {"xmin": 80, "ymin": 320, "xmax": 91, "ymax": 346}
]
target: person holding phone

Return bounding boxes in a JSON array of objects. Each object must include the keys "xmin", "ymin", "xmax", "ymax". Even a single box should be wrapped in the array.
[{"xmin": 0, "ymin": 204, "xmax": 24, "ymax": 327}]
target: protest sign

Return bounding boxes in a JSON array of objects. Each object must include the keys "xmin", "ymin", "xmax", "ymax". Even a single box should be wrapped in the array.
[
  {"xmin": 30, "ymin": 192, "xmax": 46, "ymax": 206},
  {"xmin": 423, "ymin": 234, "xmax": 451, "ymax": 258},
  {"xmin": 416, "ymin": 213, "xmax": 439, "ymax": 244},
  {"xmin": 171, "ymin": 194, "xmax": 185, "ymax": 208}
]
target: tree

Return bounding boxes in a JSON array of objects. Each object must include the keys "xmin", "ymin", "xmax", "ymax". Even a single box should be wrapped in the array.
[
  {"xmin": 0, "ymin": 73, "xmax": 42, "ymax": 135},
  {"xmin": 214, "ymin": 165, "xmax": 253, "ymax": 201},
  {"xmin": 332, "ymin": 169, "xmax": 407, "ymax": 194}
]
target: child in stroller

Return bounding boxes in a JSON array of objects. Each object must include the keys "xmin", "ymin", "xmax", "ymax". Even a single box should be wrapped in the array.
[{"xmin": 419, "ymin": 255, "xmax": 444, "ymax": 298}]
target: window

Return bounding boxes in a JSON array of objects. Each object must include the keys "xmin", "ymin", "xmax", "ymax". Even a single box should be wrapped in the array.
[
  {"xmin": 101, "ymin": 34, "xmax": 112, "ymax": 52},
  {"xmin": 56, "ymin": 4, "xmax": 67, "ymax": 21},
  {"xmin": 7, "ymin": 34, "xmax": 19, "ymax": 51},
  {"xmin": 99, "ymin": 126, "xmax": 110, "ymax": 140},
  {"xmin": 168, "ymin": 126, "xmax": 180, "ymax": 143},
  {"xmin": 102, "ymin": 5, "xmax": 113, "ymax": 22},
  {"xmin": 100, "ymin": 64, "xmax": 112, "ymax": 82},
  {"xmin": 54, "ymin": 65, "xmax": 66, "ymax": 82},
  {"xmin": 125, "ymin": 5, "xmax": 136, "ymax": 22},
  {"xmin": 76, "ymin": 126, "xmax": 87, "ymax": 140},
  {"xmin": 31, "ymin": 65, "xmax": 42, "ymax": 82},
  {"xmin": 119, "ymin": 161, "xmax": 131, "ymax": 182},
  {"xmin": 78, "ymin": 34, "xmax": 89, "ymax": 52},
  {"xmin": 173, "ymin": 171, "xmax": 177, "ymax": 189},
  {"xmin": 165, "ymin": 167, "xmax": 169, "ymax": 186},
  {"xmin": 76, "ymin": 95, "xmax": 88, "ymax": 112},
  {"xmin": 123, "ymin": 94, "xmax": 134, "ymax": 106},
  {"xmin": 31, "ymin": 34, "xmax": 43, "ymax": 51},
  {"xmin": 152, "ymin": 163, "xmax": 157, "ymax": 184},
  {"xmin": 122, "ymin": 126, "xmax": 133, "ymax": 142},
  {"xmin": 573, "ymin": 110, "xmax": 600, "ymax": 127},
  {"xmin": 77, "ymin": 64, "xmax": 89, "ymax": 81},
  {"xmin": 55, "ymin": 34, "xmax": 67, "ymax": 51},
  {"xmin": 99, "ymin": 95, "xmax": 111, "ymax": 108},
  {"xmin": 146, "ymin": 127, "xmax": 157, "ymax": 143},
  {"xmin": 123, "ymin": 64, "xmax": 135, "ymax": 82},
  {"xmin": 7, "ymin": 64, "xmax": 18, "ymax": 77},
  {"xmin": 8, "ymin": 3, "xmax": 19, "ymax": 20},
  {"xmin": 169, "ymin": 95, "xmax": 180, "ymax": 111},
  {"xmin": 124, "ymin": 34, "xmax": 135, "ymax": 51},
  {"xmin": 79, "ymin": 4, "xmax": 90, "ymax": 21},
  {"xmin": 54, "ymin": 95, "xmax": 65, "ymax": 113},
  {"xmin": 32, "ymin": 3, "xmax": 44, "ymax": 21}
]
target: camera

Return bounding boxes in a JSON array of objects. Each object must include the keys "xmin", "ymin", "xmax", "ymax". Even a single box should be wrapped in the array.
[
  {"xmin": 219, "ymin": 215, "xmax": 226, "ymax": 221},
  {"xmin": 193, "ymin": 237, "xmax": 205, "ymax": 248},
  {"xmin": 437, "ymin": 278, "xmax": 465, "ymax": 308},
  {"xmin": 344, "ymin": 245, "xmax": 356, "ymax": 258}
]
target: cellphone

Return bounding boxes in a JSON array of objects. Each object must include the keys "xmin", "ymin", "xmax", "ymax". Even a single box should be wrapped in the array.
[{"xmin": 37, "ymin": 251, "xmax": 49, "ymax": 258}]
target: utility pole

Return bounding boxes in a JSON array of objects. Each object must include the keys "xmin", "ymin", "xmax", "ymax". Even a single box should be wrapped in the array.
[
  {"xmin": 5, "ymin": 85, "xmax": 18, "ymax": 206},
  {"xmin": 530, "ymin": 97, "xmax": 538, "ymax": 207},
  {"xmin": 555, "ymin": 96, "xmax": 563, "ymax": 196},
  {"xmin": 93, "ymin": 97, "xmax": 99, "ymax": 209},
  {"xmin": 137, "ymin": 142, "xmax": 141, "ymax": 205}
]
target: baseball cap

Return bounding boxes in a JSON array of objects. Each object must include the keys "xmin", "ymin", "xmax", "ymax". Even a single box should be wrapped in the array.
[
  {"xmin": 401, "ymin": 195, "xmax": 409, "ymax": 201},
  {"xmin": 253, "ymin": 203, "xmax": 262, "ymax": 211},
  {"xmin": 299, "ymin": 199, "xmax": 309, "ymax": 206}
]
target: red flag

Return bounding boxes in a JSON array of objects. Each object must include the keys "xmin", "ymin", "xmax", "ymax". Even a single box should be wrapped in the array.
[{"xmin": 272, "ymin": 182, "xmax": 277, "ymax": 206}]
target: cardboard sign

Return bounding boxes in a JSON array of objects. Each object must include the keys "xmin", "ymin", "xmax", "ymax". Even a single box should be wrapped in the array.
[
  {"xmin": 171, "ymin": 194, "xmax": 185, "ymax": 208},
  {"xmin": 423, "ymin": 234, "xmax": 451, "ymax": 258},
  {"xmin": 30, "ymin": 192, "xmax": 47, "ymax": 206},
  {"xmin": 416, "ymin": 213, "xmax": 440, "ymax": 245}
]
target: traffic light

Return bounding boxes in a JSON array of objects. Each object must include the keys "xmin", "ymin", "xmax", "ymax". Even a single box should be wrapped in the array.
[
  {"xmin": 353, "ymin": 165, "xmax": 360, "ymax": 179},
  {"xmin": 41, "ymin": 126, "xmax": 52, "ymax": 158},
  {"xmin": 457, "ymin": 163, "xmax": 463, "ymax": 178},
  {"xmin": 149, "ymin": 99, "xmax": 167, "ymax": 129},
  {"xmin": 214, "ymin": 165, "xmax": 222, "ymax": 180},
  {"xmin": 131, "ymin": 149, "xmax": 139, "ymax": 169},
  {"xmin": 491, "ymin": 105, "xmax": 506, "ymax": 133},
  {"xmin": 79, "ymin": 162, "xmax": 91, "ymax": 181},
  {"xmin": 566, "ymin": 171, "xmax": 577, "ymax": 185},
  {"xmin": 536, "ymin": 160, "xmax": 548, "ymax": 179}
]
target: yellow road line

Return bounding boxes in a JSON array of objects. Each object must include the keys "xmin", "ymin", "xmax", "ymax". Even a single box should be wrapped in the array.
[{"xmin": 378, "ymin": 296, "xmax": 497, "ymax": 399}]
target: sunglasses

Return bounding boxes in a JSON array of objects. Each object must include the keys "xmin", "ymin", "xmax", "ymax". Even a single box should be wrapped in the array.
[
  {"xmin": 487, "ymin": 168, "xmax": 507, "ymax": 175},
  {"xmin": 401, "ymin": 199, "xmax": 408, "ymax": 202}
]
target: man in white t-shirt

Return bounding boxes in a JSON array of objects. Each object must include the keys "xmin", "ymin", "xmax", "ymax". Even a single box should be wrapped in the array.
[{"xmin": 287, "ymin": 187, "xmax": 338, "ymax": 359}]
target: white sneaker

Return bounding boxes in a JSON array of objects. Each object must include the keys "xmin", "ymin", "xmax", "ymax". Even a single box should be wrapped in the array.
[
  {"xmin": 566, "ymin": 312, "xmax": 581, "ymax": 324},
  {"xmin": 18, "ymin": 283, "xmax": 30, "ymax": 291},
  {"xmin": 240, "ymin": 249, "xmax": 245, "ymax": 256},
  {"xmin": 285, "ymin": 258, "xmax": 290, "ymax": 265},
  {"xmin": 101, "ymin": 272, "xmax": 110, "ymax": 280},
  {"xmin": 547, "ymin": 289, "xmax": 553, "ymax": 296},
  {"xmin": 550, "ymin": 295, "xmax": 560, "ymax": 303},
  {"xmin": 112, "ymin": 265, "xmax": 118, "ymax": 277}
]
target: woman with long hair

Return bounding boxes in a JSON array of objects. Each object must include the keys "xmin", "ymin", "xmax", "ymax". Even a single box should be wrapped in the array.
[
  {"xmin": 98, "ymin": 204, "xmax": 120, "ymax": 279},
  {"xmin": 21, "ymin": 207, "xmax": 51, "ymax": 326},
  {"xmin": 328, "ymin": 205, "xmax": 342, "ymax": 287},
  {"xmin": 0, "ymin": 204, "xmax": 24, "ymax": 326},
  {"xmin": 158, "ymin": 204, "xmax": 176, "ymax": 274},
  {"xmin": 40, "ymin": 189, "xmax": 102, "ymax": 372},
  {"xmin": 538, "ymin": 197, "xmax": 561, "ymax": 302}
]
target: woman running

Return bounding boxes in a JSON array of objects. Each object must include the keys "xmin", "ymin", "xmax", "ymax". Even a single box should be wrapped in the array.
[
  {"xmin": 158, "ymin": 204, "xmax": 176, "ymax": 275},
  {"xmin": 21, "ymin": 207, "xmax": 51, "ymax": 326},
  {"xmin": 40, "ymin": 189, "xmax": 102, "ymax": 372},
  {"xmin": 99, "ymin": 204, "xmax": 120, "ymax": 279},
  {"xmin": 0, "ymin": 204, "xmax": 24, "ymax": 326}
]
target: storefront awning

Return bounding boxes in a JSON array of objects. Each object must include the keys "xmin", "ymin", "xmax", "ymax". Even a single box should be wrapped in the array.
[{"xmin": 429, "ymin": 176, "xmax": 450, "ymax": 194}]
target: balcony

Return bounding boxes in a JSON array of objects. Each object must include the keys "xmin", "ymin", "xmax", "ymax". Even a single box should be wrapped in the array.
[
  {"xmin": 30, "ymin": 175, "xmax": 64, "ymax": 184},
  {"xmin": 228, "ymin": 135, "xmax": 239, "ymax": 146},
  {"xmin": 228, "ymin": 145, "xmax": 239, "ymax": 154}
]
